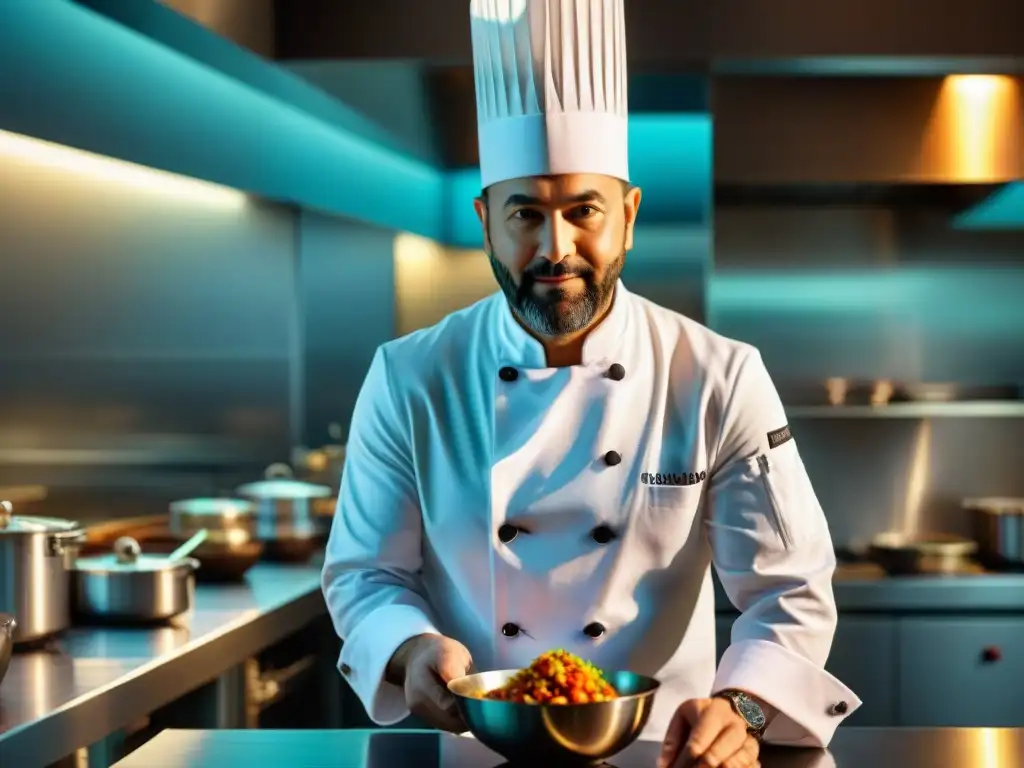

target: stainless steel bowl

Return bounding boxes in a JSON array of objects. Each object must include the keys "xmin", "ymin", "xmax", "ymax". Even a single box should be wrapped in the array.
[{"xmin": 448, "ymin": 668, "xmax": 660, "ymax": 765}]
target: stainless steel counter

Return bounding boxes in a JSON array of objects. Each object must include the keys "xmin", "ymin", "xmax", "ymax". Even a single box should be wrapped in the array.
[
  {"xmin": 110, "ymin": 727, "xmax": 1024, "ymax": 768},
  {"xmin": 0, "ymin": 561, "xmax": 326, "ymax": 767}
]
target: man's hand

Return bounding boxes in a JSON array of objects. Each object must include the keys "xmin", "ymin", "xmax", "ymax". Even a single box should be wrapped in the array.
[
  {"xmin": 657, "ymin": 698, "xmax": 760, "ymax": 768},
  {"xmin": 386, "ymin": 633, "xmax": 474, "ymax": 733}
]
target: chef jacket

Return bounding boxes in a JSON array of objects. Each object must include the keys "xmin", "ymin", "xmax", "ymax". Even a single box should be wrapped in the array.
[{"xmin": 322, "ymin": 280, "xmax": 861, "ymax": 746}]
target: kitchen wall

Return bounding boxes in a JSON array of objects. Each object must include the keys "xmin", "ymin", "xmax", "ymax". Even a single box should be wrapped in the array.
[
  {"xmin": 0, "ymin": 128, "xmax": 398, "ymax": 519},
  {"xmin": 300, "ymin": 211, "xmax": 396, "ymax": 445},
  {"xmin": 713, "ymin": 203, "xmax": 1024, "ymax": 547}
]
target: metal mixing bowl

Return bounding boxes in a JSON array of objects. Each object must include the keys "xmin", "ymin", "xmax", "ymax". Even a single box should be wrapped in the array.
[{"xmin": 448, "ymin": 668, "xmax": 660, "ymax": 765}]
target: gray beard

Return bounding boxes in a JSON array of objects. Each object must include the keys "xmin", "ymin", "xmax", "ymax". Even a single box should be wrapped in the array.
[{"xmin": 487, "ymin": 250, "xmax": 625, "ymax": 337}]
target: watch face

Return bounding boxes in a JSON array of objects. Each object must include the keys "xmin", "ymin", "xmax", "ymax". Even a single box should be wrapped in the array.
[{"xmin": 736, "ymin": 696, "xmax": 767, "ymax": 730}]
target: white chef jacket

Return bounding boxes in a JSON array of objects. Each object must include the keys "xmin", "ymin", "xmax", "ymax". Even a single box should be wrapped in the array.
[{"xmin": 322, "ymin": 280, "xmax": 861, "ymax": 747}]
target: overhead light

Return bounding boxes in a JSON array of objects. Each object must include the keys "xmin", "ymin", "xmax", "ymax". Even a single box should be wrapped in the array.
[
  {"xmin": 0, "ymin": 128, "xmax": 247, "ymax": 209},
  {"xmin": 925, "ymin": 75, "xmax": 1021, "ymax": 182}
]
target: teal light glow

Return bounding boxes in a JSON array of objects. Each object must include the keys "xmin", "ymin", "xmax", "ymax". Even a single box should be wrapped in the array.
[
  {"xmin": 445, "ymin": 115, "xmax": 712, "ymax": 248},
  {"xmin": 709, "ymin": 267, "xmax": 1024, "ymax": 329},
  {"xmin": 0, "ymin": 1, "xmax": 445, "ymax": 238},
  {"xmin": 953, "ymin": 183, "xmax": 1024, "ymax": 230}
]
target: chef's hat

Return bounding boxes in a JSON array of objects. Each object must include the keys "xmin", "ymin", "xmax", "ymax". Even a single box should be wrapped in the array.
[{"xmin": 469, "ymin": 0, "xmax": 629, "ymax": 189}]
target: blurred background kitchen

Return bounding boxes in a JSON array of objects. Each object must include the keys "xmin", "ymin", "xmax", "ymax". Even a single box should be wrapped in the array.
[{"xmin": 1, "ymin": 0, "xmax": 1024, "ymax": 765}]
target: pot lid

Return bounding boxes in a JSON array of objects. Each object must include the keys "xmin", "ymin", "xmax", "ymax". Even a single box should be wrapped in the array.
[
  {"xmin": 237, "ymin": 463, "xmax": 332, "ymax": 499},
  {"xmin": 0, "ymin": 500, "xmax": 81, "ymax": 535},
  {"xmin": 169, "ymin": 497, "xmax": 256, "ymax": 518},
  {"xmin": 236, "ymin": 479, "xmax": 333, "ymax": 499},
  {"xmin": 963, "ymin": 497, "xmax": 1024, "ymax": 514},
  {"xmin": 73, "ymin": 536, "xmax": 198, "ymax": 573}
]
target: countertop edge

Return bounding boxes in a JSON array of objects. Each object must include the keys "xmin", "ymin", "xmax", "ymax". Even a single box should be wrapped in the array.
[{"xmin": 0, "ymin": 584, "xmax": 326, "ymax": 767}]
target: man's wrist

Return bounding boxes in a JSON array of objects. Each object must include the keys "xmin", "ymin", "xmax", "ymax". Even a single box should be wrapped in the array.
[
  {"xmin": 714, "ymin": 689, "xmax": 775, "ymax": 735},
  {"xmin": 384, "ymin": 633, "xmax": 434, "ymax": 686}
]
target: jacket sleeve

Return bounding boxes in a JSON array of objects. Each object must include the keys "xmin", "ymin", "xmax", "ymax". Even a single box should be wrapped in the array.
[
  {"xmin": 705, "ymin": 347, "xmax": 861, "ymax": 747},
  {"xmin": 321, "ymin": 346, "xmax": 439, "ymax": 725}
]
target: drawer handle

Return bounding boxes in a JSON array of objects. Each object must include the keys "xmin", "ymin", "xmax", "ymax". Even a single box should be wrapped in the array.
[{"xmin": 981, "ymin": 646, "xmax": 1002, "ymax": 663}]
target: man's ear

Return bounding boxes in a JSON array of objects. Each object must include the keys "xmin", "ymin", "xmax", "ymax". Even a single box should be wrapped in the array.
[
  {"xmin": 623, "ymin": 185, "xmax": 642, "ymax": 251},
  {"xmin": 473, "ymin": 195, "xmax": 493, "ymax": 253}
]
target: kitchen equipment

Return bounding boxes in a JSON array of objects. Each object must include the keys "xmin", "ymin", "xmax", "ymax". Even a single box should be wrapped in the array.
[
  {"xmin": 0, "ymin": 613, "xmax": 15, "ymax": 687},
  {"xmin": 291, "ymin": 422, "xmax": 346, "ymax": 490},
  {"xmin": 963, "ymin": 497, "xmax": 1024, "ymax": 571},
  {"xmin": 868, "ymin": 531, "xmax": 978, "ymax": 575},
  {"xmin": 71, "ymin": 532, "xmax": 205, "ymax": 624},
  {"xmin": 0, "ymin": 500, "xmax": 85, "ymax": 646},
  {"xmin": 168, "ymin": 497, "xmax": 264, "ymax": 581},
  {"xmin": 448, "ymin": 669, "xmax": 659, "ymax": 765},
  {"xmin": 236, "ymin": 464, "xmax": 334, "ymax": 562}
]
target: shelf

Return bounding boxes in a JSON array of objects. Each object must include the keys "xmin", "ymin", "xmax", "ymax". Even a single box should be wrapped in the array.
[{"xmin": 787, "ymin": 401, "xmax": 1024, "ymax": 418}]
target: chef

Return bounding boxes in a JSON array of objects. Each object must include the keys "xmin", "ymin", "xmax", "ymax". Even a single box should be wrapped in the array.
[{"xmin": 323, "ymin": 1, "xmax": 860, "ymax": 766}]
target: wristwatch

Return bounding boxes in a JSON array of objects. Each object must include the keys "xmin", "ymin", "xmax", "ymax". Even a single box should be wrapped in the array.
[{"xmin": 714, "ymin": 690, "xmax": 767, "ymax": 738}]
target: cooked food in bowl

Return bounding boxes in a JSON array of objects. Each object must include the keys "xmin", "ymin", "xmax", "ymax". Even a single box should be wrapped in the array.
[
  {"xmin": 481, "ymin": 649, "xmax": 617, "ymax": 704},
  {"xmin": 448, "ymin": 658, "xmax": 660, "ymax": 764}
]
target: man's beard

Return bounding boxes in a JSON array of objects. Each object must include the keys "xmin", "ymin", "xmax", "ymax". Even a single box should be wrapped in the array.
[{"xmin": 488, "ymin": 249, "xmax": 625, "ymax": 337}]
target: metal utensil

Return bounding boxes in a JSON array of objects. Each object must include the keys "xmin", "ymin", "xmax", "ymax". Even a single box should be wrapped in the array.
[
  {"xmin": 963, "ymin": 498, "xmax": 1024, "ymax": 571},
  {"xmin": 448, "ymin": 669, "xmax": 660, "ymax": 765},
  {"xmin": 0, "ymin": 613, "xmax": 15, "ymax": 688},
  {"xmin": 236, "ymin": 464, "xmax": 334, "ymax": 562},
  {"xmin": 167, "ymin": 497, "xmax": 263, "ymax": 581},
  {"xmin": 0, "ymin": 500, "xmax": 85, "ymax": 646},
  {"xmin": 71, "ymin": 536, "xmax": 200, "ymax": 624},
  {"xmin": 868, "ymin": 531, "xmax": 978, "ymax": 575},
  {"xmin": 167, "ymin": 529, "xmax": 209, "ymax": 561}
]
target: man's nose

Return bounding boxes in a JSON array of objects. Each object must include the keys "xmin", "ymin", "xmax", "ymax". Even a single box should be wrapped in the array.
[{"xmin": 536, "ymin": 216, "xmax": 574, "ymax": 263}]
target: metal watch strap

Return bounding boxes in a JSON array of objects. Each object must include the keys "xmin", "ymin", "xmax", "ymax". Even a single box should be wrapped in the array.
[{"xmin": 715, "ymin": 689, "xmax": 767, "ymax": 738}]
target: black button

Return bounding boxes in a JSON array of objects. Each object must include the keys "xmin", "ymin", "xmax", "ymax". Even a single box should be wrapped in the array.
[
  {"xmin": 607, "ymin": 363, "xmax": 625, "ymax": 381},
  {"xmin": 582, "ymin": 622, "xmax": 605, "ymax": 638},
  {"xmin": 499, "ymin": 367, "xmax": 519, "ymax": 382},
  {"xmin": 501, "ymin": 622, "xmax": 521, "ymax": 638},
  {"xmin": 604, "ymin": 450, "xmax": 621, "ymax": 467},
  {"xmin": 590, "ymin": 525, "xmax": 617, "ymax": 545},
  {"xmin": 497, "ymin": 524, "xmax": 519, "ymax": 544},
  {"xmin": 829, "ymin": 701, "xmax": 848, "ymax": 716},
  {"xmin": 340, "ymin": 663, "xmax": 351, "ymax": 675}
]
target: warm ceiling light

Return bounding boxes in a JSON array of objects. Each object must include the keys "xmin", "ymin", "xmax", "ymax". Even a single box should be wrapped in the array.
[
  {"xmin": 0, "ymin": 128, "xmax": 247, "ymax": 209},
  {"xmin": 929, "ymin": 75, "xmax": 1021, "ymax": 182}
]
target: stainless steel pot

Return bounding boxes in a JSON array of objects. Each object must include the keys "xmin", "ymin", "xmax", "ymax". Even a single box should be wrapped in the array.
[
  {"xmin": 963, "ymin": 498, "xmax": 1024, "ymax": 571},
  {"xmin": 868, "ymin": 531, "xmax": 978, "ymax": 575},
  {"xmin": 0, "ymin": 613, "xmax": 15, "ymax": 687},
  {"xmin": 71, "ymin": 536, "xmax": 200, "ymax": 624},
  {"xmin": 290, "ymin": 422, "xmax": 346, "ymax": 490},
  {"xmin": 236, "ymin": 464, "xmax": 334, "ymax": 562},
  {"xmin": 0, "ymin": 500, "xmax": 84, "ymax": 646},
  {"xmin": 167, "ymin": 497, "xmax": 263, "ymax": 581}
]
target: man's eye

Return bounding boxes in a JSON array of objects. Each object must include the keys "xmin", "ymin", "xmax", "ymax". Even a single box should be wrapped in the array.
[
  {"xmin": 512, "ymin": 209, "xmax": 541, "ymax": 221},
  {"xmin": 573, "ymin": 205, "xmax": 597, "ymax": 218}
]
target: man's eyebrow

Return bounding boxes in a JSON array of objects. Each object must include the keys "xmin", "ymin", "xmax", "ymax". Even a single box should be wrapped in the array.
[{"xmin": 503, "ymin": 190, "xmax": 607, "ymax": 208}]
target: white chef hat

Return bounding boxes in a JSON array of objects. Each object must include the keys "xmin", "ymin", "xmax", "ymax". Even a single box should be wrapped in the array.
[{"xmin": 469, "ymin": 0, "xmax": 629, "ymax": 189}]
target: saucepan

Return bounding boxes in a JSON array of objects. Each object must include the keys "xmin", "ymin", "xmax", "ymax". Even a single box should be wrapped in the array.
[
  {"xmin": 963, "ymin": 497, "xmax": 1024, "ymax": 571},
  {"xmin": 0, "ymin": 613, "xmax": 15, "ymax": 688},
  {"xmin": 167, "ymin": 497, "xmax": 264, "ymax": 581},
  {"xmin": 70, "ymin": 531, "xmax": 207, "ymax": 625},
  {"xmin": 236, "ymin": 464, "xmax": 335, "ymax": 562},
  {"xmin": 868, "ymin": 531, "xmax": 977, "ymax": 575},
  {"xmin": 448, "ymin": 668, "xmax": 660, "ymax": 765}
]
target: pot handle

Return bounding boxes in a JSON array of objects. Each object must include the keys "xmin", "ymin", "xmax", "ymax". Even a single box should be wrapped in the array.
[
  {"xmin": 265, "ymin": 463, "xmax": 294, "ymax": 480},
  {"xmin": 49, "ymin": 529, "xmax": 86, "ymax": 557}
]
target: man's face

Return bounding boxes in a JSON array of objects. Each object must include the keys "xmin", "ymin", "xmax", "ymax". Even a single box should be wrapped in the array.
[{"xmin": 474, "ymin": 173, "xmax": 642, "ymax": 339}]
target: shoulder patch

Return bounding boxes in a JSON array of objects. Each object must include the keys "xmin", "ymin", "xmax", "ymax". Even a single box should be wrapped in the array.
[{"xmin": 767, "ymin": 424, "xmax": 793, "ymax": 449}]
